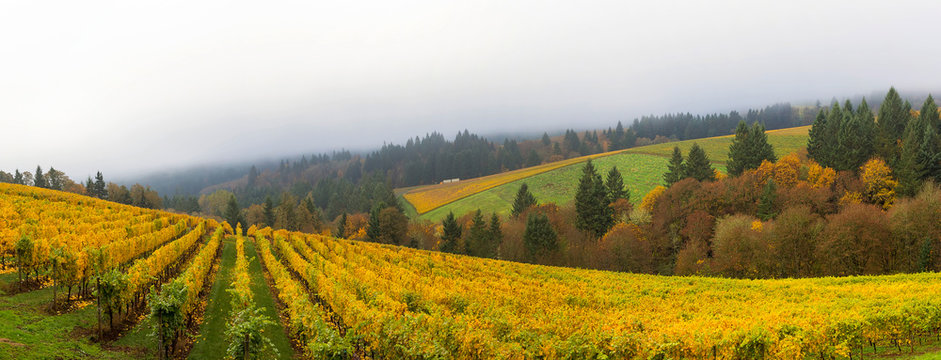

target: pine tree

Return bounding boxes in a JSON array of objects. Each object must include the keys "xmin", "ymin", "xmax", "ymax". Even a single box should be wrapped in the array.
[
  {"xmin": 898, "ymin": 95, "xmax": 941, "ymax": 195},
  {"xmin": 224, "ymin": 196, "xmax": 243, "ymax": 228},
  {"xmin": 898, "ymin": 119, "xmax": 927, "ymax": 196},
  {"xmin": 574, "ymin": 160, "xmax": 614, "ymax": 238},
  {"xmin": 488, "ymin": 213, "xmax": 502, "ymax": 256},
  {"xmin": 836, "ymin": 99, "xmax": 874, "ymax": 171},
  {"xmin": 511, "ymin": 183, "xmax": 537, "ymax": 217},
  {"xmin": 917, "ymin": 125, "xmax": 941, "ymax": 183},
  {"xmin": 94, "ymin": 172, "xmax": 107, "ymax": 199},
  {"xmin": 807, "ymin": 109, "xmax": 829, "ymax": 165},
  {"xmin": 541, "ymin": 132, "xmax": 551, "ymax": 146},
  {"xmin": 664, "ymin": 147, "xmax": 685, "ymax": 186},
  {"xmin": 263, "ymin": 197, "xmax": 275, "ymax": 227},
  {"xmin": 34, "ymin": 166, "xmax": 47, "ymax": 188},
  {"xmin": 366, "ymin": 203, "xmax": 383, "ymax": 242},
  {"xmin": 523, "ymin": 213, "xmax": 558, "ymax": 257},
  {"xmin": 605, "ymin": 166, "xmax": 629, "ymax": 204},
  {"xmin": 440, "ymin": 212, "xmax": 463, "ymax": 254},
  {"xmin": 857, "ymin": 98, "xmax": 876, "ymax": 166},
  {"xmin": 85, "ymin": 177, "xmax": 95, "ymax": 196},
  {"xmin": 684, "ymin": 143, "xmax": 715, "ymax": 182},
  {"xmin": 915, "ymin": 96, "xmax": 941, "ymax": 182},
  {"xmin": 13, "ymin": 170, "xmax": 23, "ymax": 185},
  {"xmin": 875, "ymin": 87, "xmax": 910, "ymax": 167},
  {"xmin": 749, "ymin": 122, "xmax": 776, "ymax": 165},
  {"xmin": 465, "ymin": 210, "xmax": 489, "ymax": 257},
  {"xmin": 336, "ymin": 213, "xmax": 347, "ymax": 238},
  {"xmin": 821, "ymin": 102, "xmax": 845, "ymax": 168},
  {"xmin": 727, "ymin": 121, "xmax": 751, "ymax": 176},
  {"xmin": 757, "ymin": 179, "xmax": 777, "ymax": 221}
]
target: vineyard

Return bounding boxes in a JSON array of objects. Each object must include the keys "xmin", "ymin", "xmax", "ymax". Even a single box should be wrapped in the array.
[{"xmin": 2, "ymin": 182, "xmax": 941, "ymax": 359}]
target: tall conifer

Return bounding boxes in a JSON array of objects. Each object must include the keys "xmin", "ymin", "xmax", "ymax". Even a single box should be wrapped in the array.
[
  {"xmin": 664, "ymin": 147, "xmax": 685, "ymax": 185},
  {"xmin": 575, "ymin": 160, "xmax": 614, "ymax": 238},
  {"xmin": 684, "ymin": 144, "xmax": 715, "ymax": 182}
]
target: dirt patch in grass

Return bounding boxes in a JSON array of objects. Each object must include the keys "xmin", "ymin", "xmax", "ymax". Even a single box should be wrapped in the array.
[{"xmin": 0, "ymin": 338, "xmax": 27, "ymax": 347}]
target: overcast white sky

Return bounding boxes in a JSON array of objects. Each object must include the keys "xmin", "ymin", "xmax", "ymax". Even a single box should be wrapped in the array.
[{"xmin": 2, "ymin": 0, "xmax": 940, "ymax": 178}]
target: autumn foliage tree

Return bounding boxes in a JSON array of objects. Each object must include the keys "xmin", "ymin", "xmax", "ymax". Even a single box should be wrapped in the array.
[{"xmin": 859, "ymin": 158, "xmax": 898, "ymax": 209}]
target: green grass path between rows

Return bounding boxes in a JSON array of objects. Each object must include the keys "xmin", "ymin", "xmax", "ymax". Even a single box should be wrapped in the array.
[{"xmin": 188, "ymin": 237, "xmax": 294, "ymax": 360}]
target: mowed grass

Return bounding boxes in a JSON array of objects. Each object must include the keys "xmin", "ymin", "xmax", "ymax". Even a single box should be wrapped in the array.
[
  {"xmin": 0, "ymin": 272, "xmax": 149, "ymax": 359},
  {"xmin": 420, "ymin": 153, "xmax": 669, "ymax": 222},
  {"xmin": 624, "ymin": 125, "xmax": 810, "ymax": 163},
  {"xmin": 188, "ymin": 237, "xmax": 293, "ymax": 360},
  {"xmin": 402, "ymin": 147, "xmax": 639, "ymax": 214},
  {"xmin": 407, "ymin": 125, "xmax": 809, "ymax": 220}
]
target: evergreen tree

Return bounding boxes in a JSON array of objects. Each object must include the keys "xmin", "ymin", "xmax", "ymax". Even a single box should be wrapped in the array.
[
  {"xmin": 465, "ymin": 210, "xmax": 490, "ymax": 257},
  {"xmin": 511, "ymin": 183, "xmax": 537, "ymax": 217},
  {"xmin": 729, "ymin": 121, "xmax": 777, "ymax": 176},
  {"xmin": 727, "ymin": 121, "xmax": 751, "ymax": 176},
  {"xmin": 94, "ymin": 172, "xmax": 106, "ymax": 199},
  {"xmin": 85, "ymin": 177, "xmax": 95, "ymax": 196},
  {"xmin": 915, "ymin": 96, "xmax": 941, "ymax": 182},
  {"xmin": 366, "ymin": 203, "xmax": 383, "ymax": 242},
  {"xmin": 898, "ymin": 95, "xmax": 940, "ymax": 195},
  {"xmin": 34, "ymin": 166, "xmax": 47, "ymax": 188},
  {"xmin": 440, "ymin": 212, "xmax": 463, "ymax": 254},
  {"xmin": 13, "ymin": 170, "xmax": 23, "ymax": 185},
  {"xmin": 604, "ymin": 166, "xmax": 629, "ymax": 204},
  {"xmin": 917, "ymin": 125, "xmax": 941, "ymax": 183},
  {"xmin": 757, "ymin": 179, "xmax": 777, "ymax": 221},
  {"xmin": 224, "ymin": 196, "xmax": 243, "ymax": 228},
  {"xmin": 749, "ymin": 122, "xmax": 776, "ymax": 165},
  {"xmin": 541, "ymin": 132, "xmax": 551, "ymax": 146},
  {"xmin": 523, "ymin": 213, "xmax": 558, "ymax": 257},
  {"xmin": 664, "ymin": 147, "xmax": 685, "ymax": 186},
  {"xmin": 488, "ymin": 213, "xmax": 503, "ymax": 256},
  {"xmin": 836, "ymin": 98, "xmax": 875, "ymax": 171},
  {"xmin": 525, "ymin": 149, "xmax": 541, "ymax": 167},
  {"xmin": 821, "ymin": 102, "xmax": 845, "ymax": 168},
  {"xmin": 574, "ymin": 160, "xmax": 614, "ymax": 238},
  {"xmin": 876, "ymin": 87, "xmax": 910, "ymax": 167},
  {"xmin": 262, "ymin": 196, "xmax": 275, "ymax": 227},
  {"xmin": 336, "ymin": 213, "xmax": 347, "ymax": 238},
  {"xmin": 684, "ymin": 143, "xmax": 715, "ymax": 182},
  {"xmin": 807, "ymin": 109, "xmax": 829, "ymax": 165}
]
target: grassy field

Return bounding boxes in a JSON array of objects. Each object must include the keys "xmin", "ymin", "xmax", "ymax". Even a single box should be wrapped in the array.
[
  {"xmin": 419, "ymin": 153, "xmax": 670, "ymax": 222},
  {"xmin": 407, "ymin": 125, "xmax": 809, "ymax": 221},
  {"xmin": 402, "ymin": 146, "xmax": 640, "ymax": 214},
  {"xmin": 188, "ymin": 237, "xmax": 293, "ymax": 360},
  {"xmin": 623, "ymin": 125, "xmax": 810, "ymax": 163},
  {"xmin": 0, "ymin": 271, "xmax": 148, "ymax": 359}
]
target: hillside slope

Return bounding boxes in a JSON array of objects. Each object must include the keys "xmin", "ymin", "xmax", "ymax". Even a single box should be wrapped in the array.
[
  {"xmin": 3, "ymin": 184, "xmax": 941, "ymax": 359},
  {"xmin": 259, "ymin": 228, "xmax": 941, "ymax": 359},
  {"xmin": 406, "ymin": 125, "xmax": 809, "ymax": 221}
]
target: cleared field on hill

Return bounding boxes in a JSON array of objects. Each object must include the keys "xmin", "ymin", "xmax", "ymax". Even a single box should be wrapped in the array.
[
  {"xmin": 624, "ymin": 125, "xmax": 810, "ymax": 163},
  {"xmin": 402, "ymin": 149, "xmax": 633, "ymax": 214},
  {"xmin": 420, "ymin": 153, "xmax": 669, "ymax": 221},
  {"xmin": 403, "ymin": 125, "xmax": 810, "ymax": 218}
]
